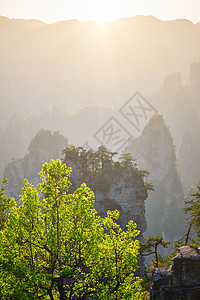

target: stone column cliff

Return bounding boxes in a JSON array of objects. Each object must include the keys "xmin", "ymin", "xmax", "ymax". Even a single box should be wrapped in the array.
[
  {"xmin": 4, "ymin": 132, "xmax": 148, "ymax": 239},
  {"xmin": 123, "ymin": 115, "xmax": 186, "ymax": 244}
]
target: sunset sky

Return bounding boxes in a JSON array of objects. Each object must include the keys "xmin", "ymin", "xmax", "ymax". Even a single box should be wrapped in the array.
[{"xmin": 0, "ymin": 0, "xmax": 200, "ymax": 23}]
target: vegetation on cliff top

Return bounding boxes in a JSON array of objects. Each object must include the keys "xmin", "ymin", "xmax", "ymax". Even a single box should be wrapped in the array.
[{"xmin": 63, "ymin": 145, "xmax": 153, "ymax": 194}]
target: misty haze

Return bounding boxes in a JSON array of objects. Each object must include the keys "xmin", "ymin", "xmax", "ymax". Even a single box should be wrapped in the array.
[{"xmin": 1, "ymin": 5, "xmax": 200, "ymax": 299}]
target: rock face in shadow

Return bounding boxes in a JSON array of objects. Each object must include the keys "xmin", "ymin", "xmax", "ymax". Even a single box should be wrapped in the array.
[
  {"xmin": 190, "ymin": 62, "xmax": 200, "ymax": 86},
  {"xmin": 66, "ymin": 158, "xmax": 148, "ymax": 234},
  {"xmin": 3, "ymin": 129, "xmax": 68, "ymax": 202},
  {"xmin": 94, "ymin": 168, "xmax": 147, "ymax": 233},
  {"xmin": 148, "ymin": 65, "xmax": 200, "ymax": 147},
  {"xmin": 123, "ymin": 115, "xmax": 185, "ymax": 244},
  {"xmin": 151, "ymin": 246, "xmax": 200, "ymax": 300},
  {"xmin": 177, "ymin": 129, "xmax": 200, "ymax": 193}
]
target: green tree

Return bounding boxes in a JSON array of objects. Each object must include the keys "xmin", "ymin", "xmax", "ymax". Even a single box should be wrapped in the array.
[
  {"xmin": 119, "ymin": 153, "xmax": 136, "ymax": 167},
  {"xmin": 139, "ymin": 235, "xmax": 170, "ymax": 294},
  {"xmin": 139, "ymin": 235, "xmax": 170, "ymax": 268},
  {"xmin": 0, "ymin": 159, "xmax": 143, "ymax": 300},
  {"xmin": 96, "ymin": 145, "xmax": 117, "ymax": 170},
  {"xmin": 0, "ymin": 179, "xmax": 9, "ymax": 230},
  {"xmin": 183, "ymin": 185, "xmax": 200, "ymax": 242}
]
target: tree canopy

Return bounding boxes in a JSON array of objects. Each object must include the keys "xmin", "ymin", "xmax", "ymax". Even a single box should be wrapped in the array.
[
  {"xmin": 0, "ymin": 159, "xmax": 144, "ymax": 300},
  {"xmin": 0, "ymin": 179, "xmax": 9, "ymax": 230},
  {"xmin": 183, "ymin": 185, "xmax": 200, "ymax": 244},
  {"xmin": 139, "ymin": 235, "xmax": 170, "ymax": 268}
]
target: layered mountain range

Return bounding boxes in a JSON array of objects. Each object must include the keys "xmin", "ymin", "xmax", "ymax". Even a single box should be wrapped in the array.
[{"xmin": 1, "ymin": 15, "xmax": 200, "ymax": 125}]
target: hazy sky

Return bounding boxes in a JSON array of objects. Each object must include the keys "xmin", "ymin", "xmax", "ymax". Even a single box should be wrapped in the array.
[{"xmin": 0, "ymin": 0, "xmax": 200, "ymax": 23}]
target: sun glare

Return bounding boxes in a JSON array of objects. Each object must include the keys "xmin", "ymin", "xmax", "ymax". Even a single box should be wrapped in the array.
[
  {"xmin": 93, "ymin": 14, "xmax": 118, "ymax": 23},
  {"xmin": 89, "ymin": 2, "xmax": 120, "ymax": 23}
]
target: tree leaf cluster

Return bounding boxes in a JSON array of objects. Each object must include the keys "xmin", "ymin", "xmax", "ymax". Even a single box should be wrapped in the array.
[{"xmin": 0, "ymin": 159, "xmax": 144, "ymax": 300}]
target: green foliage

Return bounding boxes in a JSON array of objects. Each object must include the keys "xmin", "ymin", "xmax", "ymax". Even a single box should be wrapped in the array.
[
  {"xmin": 144, "ymin": 182, "xmax": 154, "ymax": 194},
  {"xmin": 140, "ymin": 184, "xmax": 200, "ymax": 295},
  {"xmin": 0, "ymin": 179, "xmax": 10, "ymax": 230},
  {"xmin": 119, "ymin": 153, "xmax": 136, "ymax": 167},
  {"xmin": 63, "ymin": 146, "xmax": 150, "ymax": 195},
  {"xmin": 139, "ymin": 235, "xmax": 170, "ymax": 268},
  {"xmin": 63, "ymin": 146, "xmax": 149, "ymax": 191},
  {"xmin": 139, "ymin": 235, "xmax": 170, "ymax": 293},
  {"xmin": 183, "ymin": 185, "xmax": 200, "ymax": 241},
  {"xmin": 0, "ymin": 159, "xmax": 144, "ymax": 300},
  {"xmin": 137, "ymin": 169, "xmax": 150, "ymax": 178},
  {"xmin": 63, "ymin": 145, "xmax": 118, "ymax": 176}
]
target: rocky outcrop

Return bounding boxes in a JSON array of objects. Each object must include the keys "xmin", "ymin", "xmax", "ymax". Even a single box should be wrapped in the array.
[
  {"xmin": 0, "ymin": 107, "xmax": 114, "ymax": 181},
  {"xmin": 123, "ymin": 115, "xmax": 185, "ymax": 244},
  {"xmin": 177, "ymin": 130, "xmax": 200, "ymax": 192},
  {"xmin": 4, "ymin": 138, "xmax": 148, "ymax": 238},
  {"xmin": 66, "ymin": 158, "xmax": 147, "ymax": 234},
  {"xmin": 163, "ymin": 72, "xmax": 182, "ymax": 94},
  {"xmin": 148, "ymin": 66, "xmax": 200, "ymax": 147},
  {"xmin": 151, "ymin": 246, "xmax": 200, "ymax": 299},
  {"xmin": 190, "ymin": 62, "xmax": 200, "ymax": 86},
  {"xmin": 94, "ymin": 168, "xmax": 147, "ymax": 233},
  {"xmin": 4, "ymin": 129, "xmax": 68, "ymax": 202}
]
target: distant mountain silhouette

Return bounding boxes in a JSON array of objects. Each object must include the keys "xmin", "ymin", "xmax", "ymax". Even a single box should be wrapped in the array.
[{"xmin": 1, "ymin": 15, "xmax": 200, "ymax": 125}]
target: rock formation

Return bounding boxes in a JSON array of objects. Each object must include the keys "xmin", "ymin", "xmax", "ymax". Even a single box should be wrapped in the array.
[
  {"xmin": 148, "ymin": 66, "xmax": 200, "ymax": 147},
  {"xmin": 0, "ymin": 106, "xmax": 114, "ymax": 181},
  {"xmin": 3, "ymin": 129, "xmax": 69, "ymax": 202},
  {"xmin": 64, "ymin": 157, "xmax": 147, "ymax": 234},
  {"xmin": 123, "ymin": 115, "xmax": 186, "ymax": 244},
  {"xmin": 94, "ymin": 167, "xmax": 147, "ymax": 234},
  {"xmin": 163, "ymin": 72, "xmax": 182, "ymax": 94},
  {"xmin": 177, "ymin": 129, "xmax": 200, "ymax": 192},
  {"xmin": 190, "ymin": 62, "xmax": 200, "ymax": 86},
  {"xmin": 151, "ymin": 246, "xmax": 200, "ymax": 300},
  {"xmin": 4, "ymin": 140, "xmax": 148, "ymax": 239}
]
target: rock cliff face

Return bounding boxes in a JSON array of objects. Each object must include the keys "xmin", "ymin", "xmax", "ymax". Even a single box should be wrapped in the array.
[
  {"xmin": 148, "ymin": 66, "xmax": 200, "ymax": 147},
  {"xmin": 65, "ymin": 158, "xmax": 147, "ymax": 234},
  {"xmin": 163, "ymin": 72, "xmax": 182, "ymax": 94},
  {"xmin": 4, "ymin": 129, "xmax": 69, "ymax": 202},
  {"xmin": 177, "ymin": 130, "xmax": 200, "ymax": 192},
  {"xmin": 190, "ymin": 62, "xmax": 200, "ymax": 86},
  {"xmin": 123, "ymin": 115, "xmax": 185, "ymax": 243},
  {"xmin": 94, "ymin": 168, "xmax": 147, "ymax": 233},
  {"xmin": 4, "ymin": 139, "xmax": 148, "ymax": 237},
  {"xmin": 151, "ymin": 246, "xmax": 200, "ymax": 300}
]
